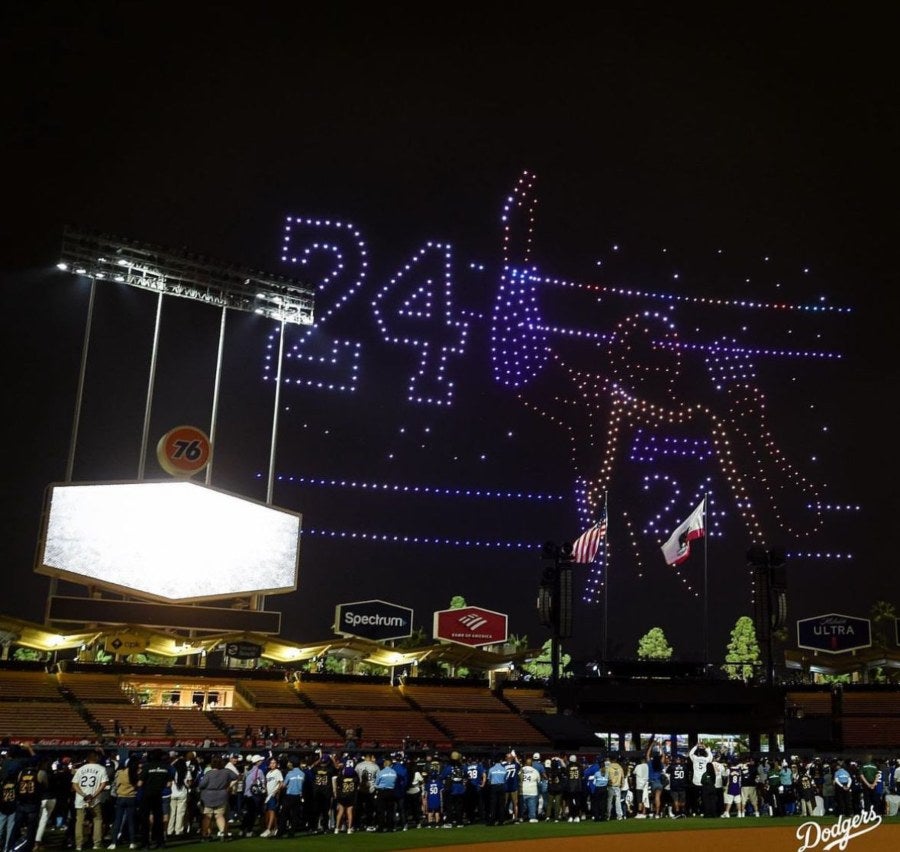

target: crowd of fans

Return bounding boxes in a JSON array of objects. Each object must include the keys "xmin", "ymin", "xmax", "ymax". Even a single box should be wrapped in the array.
[{"xmin": 0, "ymin": 738, "xmax": 897, "ymax": 850}]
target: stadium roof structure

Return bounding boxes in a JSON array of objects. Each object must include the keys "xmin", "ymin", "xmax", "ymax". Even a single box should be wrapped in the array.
[
  {"xmin": 784, "ymin": 647, "xmax": 900, "ymax": 678},
  {"xmin": 0, "ymin": 614, "xmax": 538, "ymax": 672}
]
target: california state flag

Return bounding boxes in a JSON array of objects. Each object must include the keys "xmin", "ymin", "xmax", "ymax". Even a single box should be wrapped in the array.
[{"xmin": 661, "ymin": 497, "xmax": 706, "ymax": 566}]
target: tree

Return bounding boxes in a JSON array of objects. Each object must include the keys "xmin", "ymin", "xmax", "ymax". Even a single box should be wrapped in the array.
[
  {"xmin": 819, "ymin": 673, "xmax": 851, "ymax": 685},
  {"xmin": 722, "ymin": 616, "xmax": 761, "ymax": 681},
  {"xmin": 12, "ymin": 648, "xmax": 43, "ymax": 661},
  {"xmin": 127, "ymin": 651, "xmax": 175, "ymax": 666},
  {"xmin": 522, "ymin": 639, "xmax": 571, "ymax": 680},
  {"xmin": 397, "ymin": 626, "xmax": 433, "ymax": 649},
  {"xmin": 637, "ymin": 627, "xmax": 673, "ymax": 660},
  {"xmin": 505, "ymin": 633, "xmax": 529, "ymax": 654},
  {"xmin": 870, "ymin": 600, "xmax": 897, "ymax": 652},
  {"xmin": 449, "ymin": 596, "xmax": 467, "ymax": 609}
]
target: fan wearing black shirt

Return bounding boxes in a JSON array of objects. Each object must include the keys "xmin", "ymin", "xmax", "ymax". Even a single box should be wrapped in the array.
[{"xmin": 665, "ymin": 755, "xmax": 688, "ymax": 818}]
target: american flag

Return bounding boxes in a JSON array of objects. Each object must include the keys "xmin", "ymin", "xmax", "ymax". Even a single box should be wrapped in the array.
[{"xmin": 572, "ymin": 508, "xmax": 608, "ymax": 564}]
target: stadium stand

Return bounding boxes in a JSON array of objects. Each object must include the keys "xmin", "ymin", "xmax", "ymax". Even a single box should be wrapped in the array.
[
  {"xmin": 324, "ymin": 709, "xmax": 450, "ymax": 749},
  {"xmin": 501, "ymin": 687, "xmax": 556, "ymax": 714},
  {"xmin": 786, "ymin": 690, "xmax": 833, "ymax": 716},
  {"xmin": 0, "ymin": 701, "xmax": 96, "ymax": 742},
  {"xmin": 402, "ymin": 684, "xmax": 509, "ymax": 712},
  {"xmin": 0, "ymin": 667, "xmax": 896, "ymax": 753},
  {"xmin": 213, "ymin": 707, "xmax": 341, "ymax": 746},
  {"xmin": 296, "ymin": 681, "xmax": 407, "ymax": 710},
  {"xmin": 0, "ymin": 670, "xmax": 65, "ymax": 701},
  {"xmin": 234, "ymin": 679, "xmax": 307, "ymax": 707}
]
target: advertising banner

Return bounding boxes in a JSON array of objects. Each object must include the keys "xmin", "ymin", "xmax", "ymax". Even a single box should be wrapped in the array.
[
  {"xmin": 796, "ymin": 613, "xmax": 872, "ymax": 654},
  {"xmin": 433, "ymin": 605, "xmax": 508, "ymax": 647},
  {"xmin": 334, "ymin": 599, "xmax": 414, "ymax": 641}
]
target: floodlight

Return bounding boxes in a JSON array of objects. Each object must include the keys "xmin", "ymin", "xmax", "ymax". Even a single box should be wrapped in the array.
[{"xmin": 59, "ymin": 226, "xmax": 315, "ymax": 326}]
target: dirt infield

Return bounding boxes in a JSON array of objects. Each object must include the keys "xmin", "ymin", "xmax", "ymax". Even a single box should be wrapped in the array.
[{"xmin": 415, "ymin": 823, "xmax": 900, "ymax": 852}]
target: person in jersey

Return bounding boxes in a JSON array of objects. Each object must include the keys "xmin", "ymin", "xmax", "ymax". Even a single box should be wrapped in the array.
[
  {"xmin": 391, "ymin": 753, "xmax": 408, "ymax": 830},
  {"xmin": 463, "ymin": 755, "xmax": 484, "ymax": 826},
  {"xmin": 583, "ymin": 757, "xmax": 608, "ymax": 821},
  {"xmin": 687, "ymin": 741, "xmax": 710, "ymax": 816},
  {"xmin": 333, "ymin": 765, "xmax": 358, "ymax": 834},
  {"xmin": 72, "ymin": 751, "xmax": 110, "ymax": 852},
  {"xmin": 439, "ymin": 753, "xmax": 466, "ymax": 828},
  {"xmin": 722, "ymin": 758, "xmax": 743, "ymax": 817},
  {"xmin": 422, "ymin": 768, "xmax": 444, "ymax": 828},
  {"xmin": 518, "ymin": 757, "xmax": 541, "ymax": 823},
  {"xmin": 354, "ymin": 752, "xmax": 379, "ymax": 832},
  {"xmin": 503, "ymin": 751, "xmax": 520, "ymax": 823},
  {"xmin": 860, "ymin": 756, "xmax": 882, "ymax": 814},
  {"xmin": 665, "ymin": 754, "xmax": 688, "ymax": 818},
  {"xmin": 564, "ymin": 755, "xmax": 584, "ymax": 822},
  {"xmin": 797, "ymin": 766, "xmax": 817, "ymax": 817},
  {"xmin": 12, "ymin": 756, "xmax": 47, "ymax": 852},
  {"xmin": 765, "ymin": 759, "xmax": 783, "ymax": 816},
  {"xmin": 1, "ymin": 761, "xmax": 18, "ymax": 852},
  {"xmin": 309, "ymin": 752, "xmax": 337, "ymax": 834}
]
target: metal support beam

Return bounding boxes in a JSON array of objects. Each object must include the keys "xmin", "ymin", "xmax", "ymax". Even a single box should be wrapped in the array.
[{"xmin": 59, "ymin": 226, "xmax": 314, "ymax": 325}]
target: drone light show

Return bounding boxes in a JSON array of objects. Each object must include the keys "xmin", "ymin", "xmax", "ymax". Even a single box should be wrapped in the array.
[
  {"xmin": 261, "ymin": 170, "xmax": 854, "ymax": 631},
  {"xmin": 51, "ymin": 170, "xmax": 858, "ymax": 659}
]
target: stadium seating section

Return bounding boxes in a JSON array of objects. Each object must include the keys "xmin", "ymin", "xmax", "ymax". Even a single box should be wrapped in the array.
[
  {"xmin": 0, "ymin": 668, "xmax": 895, "ymax": 753},
  {"xmin": 0, "ymin": 668, "xmax": 551, "ymax": 750}
]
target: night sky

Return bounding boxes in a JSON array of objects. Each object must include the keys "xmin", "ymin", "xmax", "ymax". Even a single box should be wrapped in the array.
[{"xmin": 2, "ymin": 3, "xmax": 897, "ymax": 666}]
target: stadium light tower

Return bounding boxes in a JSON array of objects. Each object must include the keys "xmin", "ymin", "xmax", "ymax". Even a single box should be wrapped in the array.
[{"xmin": 57, "ymin": 226, "xmax": 315, "ymax": 493}]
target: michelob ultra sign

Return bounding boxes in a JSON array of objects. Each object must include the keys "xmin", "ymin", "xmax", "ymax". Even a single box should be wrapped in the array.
[{"xmin": 796, "ymin": 613, "xmax": 872, "ymax": 654}]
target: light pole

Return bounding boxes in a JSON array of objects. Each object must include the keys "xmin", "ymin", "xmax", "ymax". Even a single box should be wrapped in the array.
[
  {"xmin": 747, "ymin": 546, "xmax": 787, "ymax": 686},
  {"xmin": 537, "ymin": 541, "xmax": 574, "ymax": 690}
]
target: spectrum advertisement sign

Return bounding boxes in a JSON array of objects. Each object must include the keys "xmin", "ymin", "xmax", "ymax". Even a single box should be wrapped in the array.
[
  {"xmin": 333, "ymin": 599, "xmax": 414, "ymax": 641},
  {"xmin": 433, "ymin": 605, "xmax": 508, "ymax": 647}
]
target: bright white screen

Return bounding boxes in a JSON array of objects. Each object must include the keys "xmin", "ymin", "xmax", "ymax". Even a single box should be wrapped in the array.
[{"xmin": 39, "ymin": 481, "xmax": 300, "ymax": 601}]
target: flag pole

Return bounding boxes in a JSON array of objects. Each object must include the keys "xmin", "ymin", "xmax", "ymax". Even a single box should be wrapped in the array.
[
  {"xmin": 703, "ymin": 492, "xmax": 709, "ymax": 669},
  {"xmin": 602, "ymin": 489, "xmax": 609, "ymax": 664}
]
